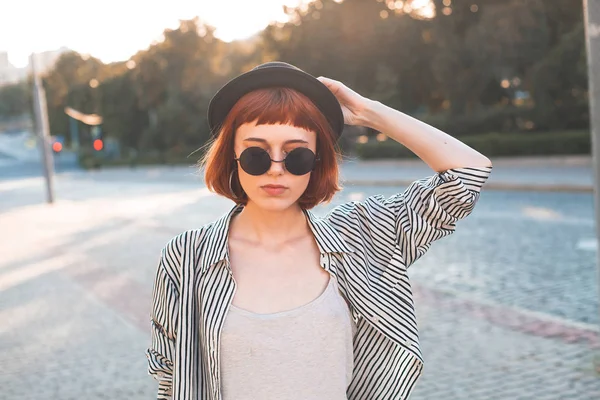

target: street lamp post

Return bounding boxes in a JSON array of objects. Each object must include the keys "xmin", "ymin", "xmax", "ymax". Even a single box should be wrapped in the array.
[{"xmin": 30, "ymin": 53, "xmax": 55, "ymax": 204}]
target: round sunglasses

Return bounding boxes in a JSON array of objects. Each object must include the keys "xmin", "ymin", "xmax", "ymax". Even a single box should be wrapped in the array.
[{"xmin": 234, "ymin": 146, "xmax": 318, "ymax": 176}]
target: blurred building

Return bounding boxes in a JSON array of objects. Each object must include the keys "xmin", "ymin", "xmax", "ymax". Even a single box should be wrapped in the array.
[
  {"xmin": 0, "ymin": 52, "xmax": 25, "ymax": 86},
  {"xmin": 0, "ymin": 47, "xmax": 69, "ymax": 87}
]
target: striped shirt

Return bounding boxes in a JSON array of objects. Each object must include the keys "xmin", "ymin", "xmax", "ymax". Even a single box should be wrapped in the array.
[{"xmin": 146, "ymin": 166, "xmax": 492, "ymax": 400}]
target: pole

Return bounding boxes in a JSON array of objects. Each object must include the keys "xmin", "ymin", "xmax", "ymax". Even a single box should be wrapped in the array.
[
  {"xmin": 69, "ymin": 116, "xmax": 79, "ymax": 151},
  {"xmin": 30, "ymin": 53, "xmax": 55, "ymax": 204},
  {"xmin": 584, "ymin": 0, "xmax": 600, "ymax": 372}
]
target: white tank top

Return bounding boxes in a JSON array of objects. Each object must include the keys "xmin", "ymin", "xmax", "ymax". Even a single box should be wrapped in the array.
[{"xmin": 220, "ymin": 276, "xmax": 356, "ymax": 400}]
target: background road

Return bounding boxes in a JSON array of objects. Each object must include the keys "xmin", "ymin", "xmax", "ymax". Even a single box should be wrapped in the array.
[{"xmin": 0, "ymin": 162, "xmax": 598, "ymax": 399}]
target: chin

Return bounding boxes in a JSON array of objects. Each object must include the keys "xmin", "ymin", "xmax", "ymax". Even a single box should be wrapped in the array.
[{"xmin": 247, "ymin": 194, "xmax": 300, "ymax": 212}]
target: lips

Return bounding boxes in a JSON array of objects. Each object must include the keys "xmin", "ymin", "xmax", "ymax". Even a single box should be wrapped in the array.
[
  {"xmin": 261, "ymin": 184, "xmax": 287, "ymax": 195},
  {"xmin": 262, "ymin": 185, "xmax": 286, "ymax": 189}
]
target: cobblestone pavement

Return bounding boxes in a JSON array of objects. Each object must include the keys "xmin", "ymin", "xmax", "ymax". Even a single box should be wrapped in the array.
[
  {"xmin": 412, "ymin": 287, "xmax": 599, "ymax": 400},
  {"xmin": 0, "ymin": 169, "xmax": 598, "ymax": 399}
]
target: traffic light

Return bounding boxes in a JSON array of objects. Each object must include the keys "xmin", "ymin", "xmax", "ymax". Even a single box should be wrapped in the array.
[
  {"xmin": 93, "ymin": 139, "xmax": 103, "ymax": 151},
  {"xmin": 51, "ymin": 135, "xmax": 64, "ymax": 153},
  {"xmin": 91, "ymin": 126, "xmax": 103, "ymax": 152}
]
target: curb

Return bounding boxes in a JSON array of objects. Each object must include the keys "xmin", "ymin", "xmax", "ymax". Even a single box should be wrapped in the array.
[{"xmin": 342, "ymin": 179, "xmax": 594, "ymax": 193}]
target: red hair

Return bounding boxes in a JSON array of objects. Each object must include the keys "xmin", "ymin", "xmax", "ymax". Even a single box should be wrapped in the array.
[{"xmin": 201, "ymin": 87, "xmax": 341, "ymax": 209}]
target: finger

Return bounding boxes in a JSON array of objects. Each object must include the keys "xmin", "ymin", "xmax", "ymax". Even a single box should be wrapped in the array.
[
  {"xmin": 317, "ymin": 77, "xmax": 343, "ymax": 96},
  {"xmin": 317, "ymin": 76, "xmax": 337, "ymax": 87}
]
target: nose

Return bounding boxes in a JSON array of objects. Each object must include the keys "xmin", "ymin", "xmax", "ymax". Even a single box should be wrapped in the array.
[{"xmin": 267, "ymin": 149, "xmax": 285, "ymax": 176}]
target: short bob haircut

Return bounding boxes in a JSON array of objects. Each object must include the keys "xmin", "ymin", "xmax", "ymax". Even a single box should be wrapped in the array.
[{"xmin": 201, "ymin": 87, "xmax": 342, "ymax": 210}]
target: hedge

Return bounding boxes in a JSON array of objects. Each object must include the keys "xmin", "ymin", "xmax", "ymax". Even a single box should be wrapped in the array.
[
  {"xmin": 77, "ymin": 146, "xmax": 204, "ymax": 169},
  {"xmin": 355, "ymin": 130, "xmax": 591, "ymax": 159},
  {"xmin": 78, "ymin": 130, "xmax": 591, "ymax": 168}
]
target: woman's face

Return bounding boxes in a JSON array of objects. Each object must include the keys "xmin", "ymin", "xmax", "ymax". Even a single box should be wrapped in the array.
[{"xmin": 233, "ymin": 121, "xmax": 317, "ymax": 212}]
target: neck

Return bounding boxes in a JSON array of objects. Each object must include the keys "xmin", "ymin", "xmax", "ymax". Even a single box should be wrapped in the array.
[{"xmin": 231, "ymin": 201, "xmax": 309, "ymax": 246}]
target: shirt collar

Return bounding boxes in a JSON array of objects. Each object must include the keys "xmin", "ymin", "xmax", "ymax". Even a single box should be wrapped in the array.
[{"xmin": 201, "ymin": 204, "xmax": 353, "ymax": 273}]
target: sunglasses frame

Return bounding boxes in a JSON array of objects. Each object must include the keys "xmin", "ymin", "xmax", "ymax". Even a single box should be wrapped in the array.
[{"xmin": 233, "ymin": 146, "xmax": 320, "ymax": 176}]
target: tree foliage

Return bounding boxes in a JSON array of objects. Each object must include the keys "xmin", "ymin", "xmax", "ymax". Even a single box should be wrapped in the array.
[{"xmin": 0, "ymin": 0, "xmax": 587, "ymax": 156}]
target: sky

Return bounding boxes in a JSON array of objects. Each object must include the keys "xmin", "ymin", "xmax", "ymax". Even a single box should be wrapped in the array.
[{"xmin": 0, "ymin": 0, "xmax": 309, "ymax": 68}]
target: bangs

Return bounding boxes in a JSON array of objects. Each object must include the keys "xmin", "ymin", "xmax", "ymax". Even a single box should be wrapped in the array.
[{"xmin": 228, "ymin": 87, "xmax": 327, "ymax": 134}]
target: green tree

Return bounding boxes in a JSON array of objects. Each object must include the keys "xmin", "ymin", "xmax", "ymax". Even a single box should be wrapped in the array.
[
  {"xmin": 43, "ymin": 51, "xmax": 107, "ymax": 138},
  {"xmin": 13, "ymin": 0, "xmax": 587, "ymax": 160},
  {"xmin": 530, "ymin": 22, "xmax": 588, "ymax": 130},
  {"xmin": 0, "ymin": 81, "xmax": 30, "ymax": 117}
]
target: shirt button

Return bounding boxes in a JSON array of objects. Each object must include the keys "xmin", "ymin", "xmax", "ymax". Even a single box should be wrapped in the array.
[
  {"xmin": 404, "ymin": 339, "xmax": 412, "ymax": 347},
  {"xmin": 370, "ymin": 315, "xmax": 380, "ymax": 323}
]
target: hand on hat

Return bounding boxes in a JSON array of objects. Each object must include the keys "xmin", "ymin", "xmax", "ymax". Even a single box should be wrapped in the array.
[{"xmin": 317, "ymin": 77, "xmax": 370, "ymax": 127}]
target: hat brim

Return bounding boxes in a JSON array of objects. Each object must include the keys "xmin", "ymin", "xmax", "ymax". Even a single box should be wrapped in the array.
[{"xmin": 207, "ymin": 66, "xmax": 344, "ymax": 139}]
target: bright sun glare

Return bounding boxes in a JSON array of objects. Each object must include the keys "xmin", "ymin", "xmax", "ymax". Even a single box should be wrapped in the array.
[{"xmin": 0, "ymin": 0, "xmax": 308, "ymax": 68}]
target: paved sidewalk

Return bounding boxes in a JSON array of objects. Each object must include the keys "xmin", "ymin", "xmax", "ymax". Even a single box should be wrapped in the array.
[
  {"xmin": 340, "ymin": 156, "xmax": 594, "ymax": 192},
  {"xmin": 0, "ymin": 172, "xmax": 598, "ymax": 399},
  {"xmin": 50, "ymin": 155, "xmax": 595, "ymax": 192}
]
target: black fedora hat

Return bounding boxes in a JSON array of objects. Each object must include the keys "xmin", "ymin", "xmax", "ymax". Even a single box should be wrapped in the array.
[{"xmin": 207, "ymin": 61, "xmax": 344, "ymax": 139}]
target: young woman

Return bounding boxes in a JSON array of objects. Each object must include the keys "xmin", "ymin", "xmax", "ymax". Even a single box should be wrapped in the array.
[{"xmin": 146, "ymin": 62, "xmax": 492, "ymax": 400}]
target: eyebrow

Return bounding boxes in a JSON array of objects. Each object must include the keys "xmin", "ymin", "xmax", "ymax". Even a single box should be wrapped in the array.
[{"xmin": 243, "ymin": 137, "xmax": 309, "ymax": 145}]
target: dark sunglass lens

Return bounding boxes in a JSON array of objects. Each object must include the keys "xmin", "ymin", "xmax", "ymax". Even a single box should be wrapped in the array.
[
  {"xmin": 285, "ymin": 147, "xmax": 316, "ymax": 175},
  {"xmin": 239, "ymin": 147, "xmax": 271, "ymax": 175}
]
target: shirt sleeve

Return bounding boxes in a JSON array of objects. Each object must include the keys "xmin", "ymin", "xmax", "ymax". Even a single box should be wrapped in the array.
[
  {"xmin": 146, "ymin": 244, "xmax": 180, "ymax": 400},
  {"xmin": 380, "ymin": 166, "xmax": 492, "ymax": 268}
]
